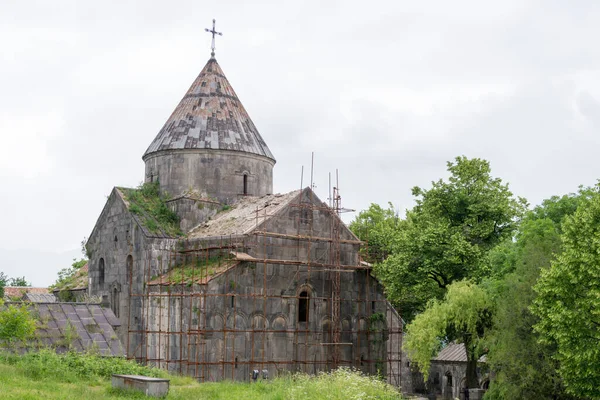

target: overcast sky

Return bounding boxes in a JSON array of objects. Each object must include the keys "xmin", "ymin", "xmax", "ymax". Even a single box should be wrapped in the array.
[{"xmin": 2, "ymin": 0, "xmax": 600, "ymax": 286}]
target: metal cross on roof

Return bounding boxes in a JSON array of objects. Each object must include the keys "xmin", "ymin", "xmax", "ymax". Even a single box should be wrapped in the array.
[{"xmin": 205, "ymin": 19, "xmax": 223, "ymax": 58}]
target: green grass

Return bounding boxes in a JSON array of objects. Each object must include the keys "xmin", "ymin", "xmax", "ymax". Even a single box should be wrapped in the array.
[
  {"xmin": 0, "ymin": 350, "xmax": 403, "ymax": 399},
  {"xmin": 149, "ymin": 255, "xmax": 236, "ymax": 285},
  {"xmin": 49, "ymin": 258, "xmax": 89, "ymax": 292},
  {"xmin": 120, "ymin": 182, "xmax": 183, "ymax": 237}
]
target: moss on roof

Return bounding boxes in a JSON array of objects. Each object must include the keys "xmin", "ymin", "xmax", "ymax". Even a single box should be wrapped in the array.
[
  {"xmin": 119, "ymin": 182, "xmax": 183, "ymax": 237},
  {"xmin": 149, "ymin": 255, "xmax": 238, "ymax": 286},
  {"xmin": 50, "ymin": 263, "xmax": 88, "ymax": 292}
]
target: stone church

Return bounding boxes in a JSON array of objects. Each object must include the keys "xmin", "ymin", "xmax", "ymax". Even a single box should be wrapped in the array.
[{"xmin": 86, "ymin": 42, "xmax": 403, "ymax": 385}]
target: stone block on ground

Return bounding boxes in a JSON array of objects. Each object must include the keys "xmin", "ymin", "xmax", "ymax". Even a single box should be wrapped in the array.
[{"xmin": 111, "ymin": 374, "xmax": 170, "ymax": 397}]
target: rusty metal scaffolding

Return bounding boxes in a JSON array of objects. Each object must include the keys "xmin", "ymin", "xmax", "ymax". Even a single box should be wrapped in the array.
[{"xmin": 125, "ymin": 187, "xmax": 403, "ymax": 386}]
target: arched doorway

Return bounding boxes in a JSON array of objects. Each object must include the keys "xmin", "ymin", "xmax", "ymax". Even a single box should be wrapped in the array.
[{"xmin": 444, "ymin": 371, "xmax": 454, "ymax": 399}]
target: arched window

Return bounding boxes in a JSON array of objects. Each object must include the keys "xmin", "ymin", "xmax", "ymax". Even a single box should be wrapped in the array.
[
  {"xmin": 445, "ymin": 372, "xmax": 453, "ymax": 387},
  {"xmin": 112, "ymin": 288, "xmax": 120, "ymax": 318},
  {"xmin": 99, "ymin": 258, "xmax": 105, "ymax": 287},
  {"xmin": 126, "ymin": 255, "xmax": 133, "ymax": 285},
  {"xmin": 243, "ymin": 174, "xmax": 248, "ymax": 195},
  {"xmin": 298, "ymin": 291, "xmax": 309, "ymax": 323}
]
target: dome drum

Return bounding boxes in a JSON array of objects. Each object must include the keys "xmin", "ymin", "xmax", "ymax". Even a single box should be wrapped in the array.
[{"xmin": 144, "ymin": 149, "xmax": 274, "ymax": 204}]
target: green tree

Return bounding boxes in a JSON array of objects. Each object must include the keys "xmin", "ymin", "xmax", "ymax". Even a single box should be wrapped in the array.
[
  {"xmin": 528, "ymin": 187, "xmax": 597, "ymax": 231},
  {"xmin": 349, "ymin": 203, "xmax": 401, "ymax": 263},
  {"xmin": 8, "ymin": 276, "xmax": 30, "ymax": 287},
  {"xmin": 0, "ymin": 272, "xmax": 8, "ymax": 298},
  {"xmin": 0, "ymin": 300, "xmax": 37, "ymax": 349},
  {"xmin": 375, "ymin": 157, "xmax": 527, "ymax": 321},
  {"xmin": 404, "ymin": 280, "xmax": 492, "ymax": 388},
  {"xmin": 532, "ymin": 192, "xmax": 600, "ymax": 399},
  {"xmin": 483, "ymin": 187, "xmax": 599, "ymax": 399},
  {"xmin": 484, "ymin": 219, "xmax": 571, "ymax": 399}
]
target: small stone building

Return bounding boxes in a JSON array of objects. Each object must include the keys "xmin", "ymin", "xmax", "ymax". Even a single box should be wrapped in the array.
[
  {"xmin": 86, "ymin": 50, "xmax": 402, "ymax": 383},
  {"xmin": 402, "ymin": 343, "xmax": 488, "ymax": 399}
]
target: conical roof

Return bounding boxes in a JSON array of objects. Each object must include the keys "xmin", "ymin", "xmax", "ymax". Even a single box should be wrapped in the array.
[{"xmin": 143, "ymin": 58, "xmax": 275, "ymax": 161}]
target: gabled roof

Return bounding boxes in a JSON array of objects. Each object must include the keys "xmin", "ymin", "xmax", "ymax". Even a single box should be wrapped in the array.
[
  {"xmin": 433, "ymin": 343, "xmax": 486, "ymax": 363},
  {"xmin": 88, "ymin": 187, "xmax": 180, "ymax": 246},
  {"xmin": 116, "ymin": 187, "xmax": 182, "ymax": 238},
  {"xmin": 143, "ymin": 57, "xmax": 275, "ymax": 162},
  {"xmin": 188, "ymin": 190, "xmax": 301, "ymax": 238}
]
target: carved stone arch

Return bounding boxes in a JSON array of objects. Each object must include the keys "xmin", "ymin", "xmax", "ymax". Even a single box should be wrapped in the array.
[
  {"xmin": 209, "ymin": 313, "xmax": 225, "ymax": 331},
  {"xmin": 480, "ymin": 377, "xmax": 490, "ymax": 389},
  {"xmin": 271, "ymin": 314, "xmax": 288, "ymax": 332},
  {"xmin": 341, "ymin": 317, "xmax": 352, "ymax": 346},
  {"xmin": 296, "ymin": 283, "xmax": 315, "ymax": 295},
  {"xmin": 341, "ymin": 317, "xmax": 351, "ymax": 332},
  {"xmin": 320, "ymin": 316, "xmax": 332, "ymax": 341},
  {"xmin": 226, "ymin": 311, "xmax": 248, "ymax": 330},
  {"xmin": 250, "ymin": 313, "xmax": 268, "ymax": 359},
  {"xmin": 296, "ymin": 284, "xmax": 313, "ymax": 324},
  {"xmin": 110, "ymin": 282, "xmax": 121, "ymax": 318},
  {"xmin": 358, "ymin": 317, "xmax": 368, "ymax": 332},
  {"xmin": 460, "ymin": 377, "xmax": 468, "ymax": 391},
  {"xmin": 236, "ymin": 168, "xmax": 251, "ymax": 196},
  {"xmin": 319, "ymin": 317, "xmax": 333, "ymax": 367},
  {"xmin": 250, "ymin": 313, "xmax": 268, "ymax": 330}
]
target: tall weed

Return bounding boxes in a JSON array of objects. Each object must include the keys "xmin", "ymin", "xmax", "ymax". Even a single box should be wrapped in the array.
[{"xmin": 0, "ymin": 349, "xmax": 165, "ymax": 382}]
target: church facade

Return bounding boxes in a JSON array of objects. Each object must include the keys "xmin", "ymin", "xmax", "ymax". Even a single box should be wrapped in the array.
[{"xmin": 86, "ymin": 50, "xmax": 403, "ymax": 385}]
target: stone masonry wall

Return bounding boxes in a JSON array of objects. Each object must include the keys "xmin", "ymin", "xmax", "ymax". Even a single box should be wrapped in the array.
[
  {"xmin": 141, "ymin": 261, "xmax": 392, "ymax": 382},
  {"xmin": 87, "ymin": 189, "xmax": 144, "ymax": 343},
  {"xmin": 131, "ymin": 192, "xmax": 402, "ymax": 384},
  {"xmin": 144, "ymin": 149, "xmax": 274, "ymax": 203},
  {"xmin": 166, "ymin": 197, "xmax": 221, "ymax": 233}
]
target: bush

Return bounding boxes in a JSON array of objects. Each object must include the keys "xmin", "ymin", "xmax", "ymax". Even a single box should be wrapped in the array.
[
  {"xmin": 0, "ymin": 301, "xmax": 37, "ymax": 348},
  {"xmin": 0, "ymin": 349, "xmax": 166, "ymax": 382},
  {"xmin": 122, "ymin": 182, "xmax": 182, "ymax": 236},
  {"xmin": 281, "ymin": 368, "xmax": 401, "ymax": 400}
]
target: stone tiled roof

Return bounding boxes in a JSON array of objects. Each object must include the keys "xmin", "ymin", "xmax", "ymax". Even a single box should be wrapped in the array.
[
  {"xmin": 24, "ymin": 293, "xmax": 57, "ymax": 303},
  {"xmin": 188, "ymin": 190, "xmax": 301, "ymax": 238},
  {"xmin": 433, "ymin": 343, "xmax": 487, "ymax": 363},
  {"xmin": 4, "ymin": 287, "xmax": 49, "ymax": 300},
  {"xmin": 434, "ymin": 343, "xmax": 468, "ymax": 362},
  {"xmin": 31, "ymin": 303, "xmax": 123, "ymax": 356},
  {"xmin": 143, "ymin": 57, "xmax": 275, "ymax": 162}
]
